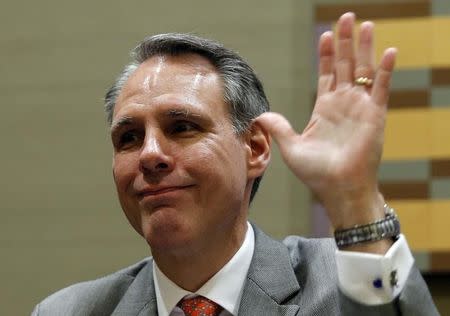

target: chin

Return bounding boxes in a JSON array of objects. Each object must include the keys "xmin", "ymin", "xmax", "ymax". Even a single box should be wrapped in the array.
[{"xmin": 140, "ymin": 208, "xmax": 192, "ymax": 252}]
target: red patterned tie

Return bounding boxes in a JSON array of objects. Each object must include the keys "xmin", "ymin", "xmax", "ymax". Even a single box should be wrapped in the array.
[{"xmin": 178, "ymin": 296, "xmax": 223, "ymax": 316}]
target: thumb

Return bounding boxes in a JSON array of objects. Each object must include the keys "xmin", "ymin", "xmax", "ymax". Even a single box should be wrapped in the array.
[{"xmin": 255, "ymin": 112, "xmax": 298, "ymax": 151}]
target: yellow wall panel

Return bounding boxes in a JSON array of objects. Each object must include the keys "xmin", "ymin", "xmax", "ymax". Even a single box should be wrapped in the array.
[
  {"xmin": 390, "ymin": 199, "xmax": 450, "ymax": 251},
  {"xmin": 390, "ymin": 199, "xmax": 431, "ymax": 250},
  {"xmin": 430, "ymin": 201, "xmax": 450, "ymax": 250},
  {"xmin": 374, "ymin": 17, "xmax": 431, "ymax": 69},
  {"xmin": 431, "ymin": 18, "xmax": 450, "ymax": 67},
  {"xmin": 384, "ymin": 108, "xmax": 450, "ymax": 160},
  {"xmin": 384, "ymin": 108, "xmax": 431, "ymax": 160},
  {"xmin": 371, "ymin": 17, "xmax": 450, "ymax": 69},
  {"xmin": 432, "ymin": 108, "xmax": 450, "ymax": 158}
]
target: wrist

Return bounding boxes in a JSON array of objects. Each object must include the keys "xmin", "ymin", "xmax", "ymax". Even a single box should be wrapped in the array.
[
  {"xmin": 324, "ymin": 190, "xmax": 385, "ymax": 230},
  {"xmin": 334, "ymin": 203, "xmax": 401, "ymax": 253}
]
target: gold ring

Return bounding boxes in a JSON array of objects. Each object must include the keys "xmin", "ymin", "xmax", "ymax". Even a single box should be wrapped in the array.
[{"xmin": 354, "ymin": 77, "xmax": 373, "ymax": 87}]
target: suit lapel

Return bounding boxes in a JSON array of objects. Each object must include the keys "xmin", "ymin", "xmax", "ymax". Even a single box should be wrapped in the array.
[
  {"xmin": 111, "ymin": 225, "xmax": 301, "ymax": 316},
  {"xmin": 111, "ymin": 259, "xmax": 158, "ymax": 316},
  {"xmin": 238, "ymin": 225, "xmax": 301, "ymax": 316}
]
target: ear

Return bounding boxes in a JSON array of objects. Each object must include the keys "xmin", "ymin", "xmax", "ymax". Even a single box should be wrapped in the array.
[{"xmin": 244, "ymin": 120, "xmax": 271, "ymax": 179}]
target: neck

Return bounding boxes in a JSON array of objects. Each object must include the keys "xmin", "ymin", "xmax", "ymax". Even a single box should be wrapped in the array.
[{"xmin": 152, "ymin": 221, "xmax": 248, "ymax": 292}]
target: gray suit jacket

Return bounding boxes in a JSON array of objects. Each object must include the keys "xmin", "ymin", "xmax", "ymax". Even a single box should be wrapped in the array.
[{"xmin": 32, "ymin": 225, "xmax": 439, "ymax": 315}]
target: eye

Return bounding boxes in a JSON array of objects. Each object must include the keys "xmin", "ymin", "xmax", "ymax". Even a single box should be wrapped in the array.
[
  {"xmin": 115, "ymin": 130, "xmax": 141, "ymax": 150},
  {"xmin": 121, "ymin": 130, "xmax": 138, "ymax": 143},
  {"xmin": 171, "ymin": 121, "xmax": 199, "ymax": 134}
]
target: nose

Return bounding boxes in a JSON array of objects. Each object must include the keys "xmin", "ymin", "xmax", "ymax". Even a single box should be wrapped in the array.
[{"xmin": 139, "ymin": 133, "xmax": 174, "ymax": 174}]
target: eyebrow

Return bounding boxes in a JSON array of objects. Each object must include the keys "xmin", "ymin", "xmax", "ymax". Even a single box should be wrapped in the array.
[
  {"xmin": 110, "ymin": 116, "xmax": 133, "ymax": 134},
  {"xmin": 166, "ymin": 108, "xmax": 202, "ymax": 119},
  {"xmin": 110, "ymin": 108, "xmax": 206, "ymax": 135}
]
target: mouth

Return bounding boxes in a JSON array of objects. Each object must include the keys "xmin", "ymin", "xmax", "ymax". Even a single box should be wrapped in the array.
[{"xmin": 137, "ymin": 185, "xmax": 193, "ymax": 198}]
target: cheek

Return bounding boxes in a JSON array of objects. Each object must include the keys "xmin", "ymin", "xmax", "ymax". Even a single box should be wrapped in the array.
[
  {"xmin": 112, "ymin": 154, "xmax": 144, "ymax": 235},
  {"xmin": 183, "ymin": 138, "xmax": 248, "ymax": 192},
  {"xmin": 112, "ymin": 154, "xmax": 138, "ymax": 194}
]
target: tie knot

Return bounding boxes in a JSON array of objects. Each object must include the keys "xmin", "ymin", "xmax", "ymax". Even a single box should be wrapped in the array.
[{"xmin": 178, "ymin": 296, "xmax": 223, "ymax": 316}]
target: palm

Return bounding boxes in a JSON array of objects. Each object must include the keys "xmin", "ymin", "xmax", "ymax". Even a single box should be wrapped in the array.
[
  {"xmin": 288, "ymin": 89, "xmax": 385, "ymax": 194},
  {"xmin": 257, "ymin": 13, "xmax": 396, "ymax": 226}
]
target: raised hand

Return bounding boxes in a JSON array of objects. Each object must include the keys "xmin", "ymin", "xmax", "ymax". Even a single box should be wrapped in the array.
[{"xmin": 257, "ymin": 12, "xmax": 397, "ymax": 245}]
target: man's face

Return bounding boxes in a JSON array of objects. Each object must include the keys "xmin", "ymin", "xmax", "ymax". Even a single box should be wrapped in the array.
[{"xmin": 111, "ymin": 54, "xmax": 252, "ymax": 254}]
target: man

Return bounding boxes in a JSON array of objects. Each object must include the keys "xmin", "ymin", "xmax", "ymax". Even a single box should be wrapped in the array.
[{"xmin": 32, "ymin": 13, "xmax": 438, "ymax": 315}]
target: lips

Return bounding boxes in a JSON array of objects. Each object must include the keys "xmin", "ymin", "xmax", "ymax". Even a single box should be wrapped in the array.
[{"xmin": 137, "ymin": 185, "xmax": 192, "ymax": 198}]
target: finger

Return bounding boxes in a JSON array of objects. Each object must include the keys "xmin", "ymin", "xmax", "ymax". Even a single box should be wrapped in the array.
[
  {"xmin": 335, "ymin": 12, "xmax": 356, "ymax": 87},
  {"xmin": 355, "ymin": 21, "xmax": 375, "ymax": 91},
  {"xmin": 371, "ymin": 47, "xmax": 397, "ymax": 106},
  {"xmin": 255, "ymin": 112, "xmax": 298, "ymax": 152},
  {"xmin": 317, "ymin": 31, "xmax": 335, "ymax": 97}
]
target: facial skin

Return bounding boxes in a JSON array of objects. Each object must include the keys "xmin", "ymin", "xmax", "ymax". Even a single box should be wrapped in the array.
[{"xmin": 111, "ymin": 54, "xmax": 270, "ymax": 273}]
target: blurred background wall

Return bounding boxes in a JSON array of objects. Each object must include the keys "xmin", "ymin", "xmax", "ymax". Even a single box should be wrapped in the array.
[{"xmin": 1, "ymin": 0, "xmax": 448, "ymax": 314}]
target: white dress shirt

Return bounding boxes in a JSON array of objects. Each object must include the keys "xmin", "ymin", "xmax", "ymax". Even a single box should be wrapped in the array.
[
  {"xmin": 336, "ymin": 234, "xmax": 414, "ymax": 305},
  {"xmin": 153, "ymin": 223, "xmax": 413, "ymax": 315},
  {"xmin": 153, "ymin": 222, "xmax": 255, "ymax": 316}
]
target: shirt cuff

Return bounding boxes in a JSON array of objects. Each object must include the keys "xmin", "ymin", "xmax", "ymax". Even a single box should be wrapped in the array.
[{"xmin": 335, "ymin": 234, "xmax": 414, "ymax": 305}]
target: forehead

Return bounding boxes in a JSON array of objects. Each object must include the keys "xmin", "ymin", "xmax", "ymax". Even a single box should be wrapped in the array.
[{"xmin": 115, "ymin": 54, "xmax": 225, "ymax": 115}]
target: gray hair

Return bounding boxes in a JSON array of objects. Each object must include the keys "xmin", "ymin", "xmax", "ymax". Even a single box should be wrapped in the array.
[{"xmin": 104, "ymin": 33, "xmax": 270, "ymax": 202}]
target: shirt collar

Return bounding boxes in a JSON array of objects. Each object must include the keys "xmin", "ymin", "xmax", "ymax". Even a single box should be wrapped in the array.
[{"xmin": 153, "ymin": 222, "xmax": 255, "ymax": 316}]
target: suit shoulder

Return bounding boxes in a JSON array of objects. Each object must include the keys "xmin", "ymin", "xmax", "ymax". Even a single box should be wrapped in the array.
[
  {"xmin": 32, "ymin": 258, "xmax": 152, "ymax": 316},
  {"xmin": 283, "ymin": 235, "xmax": 336, "ymax": 260},
  {"xmin": 282, "ymin": 236, "xmax": 338, "ymax": 277}
]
